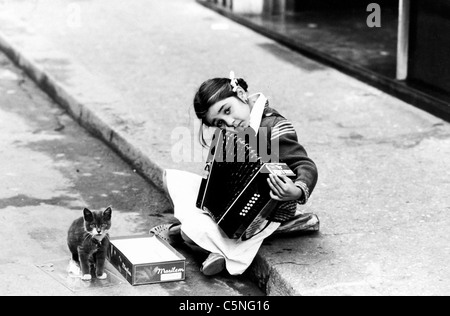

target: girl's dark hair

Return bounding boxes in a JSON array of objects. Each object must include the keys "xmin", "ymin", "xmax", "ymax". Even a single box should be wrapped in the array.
[{"xmin": 193, "ymin": 77, "xmax": 248, "ymax": 147}]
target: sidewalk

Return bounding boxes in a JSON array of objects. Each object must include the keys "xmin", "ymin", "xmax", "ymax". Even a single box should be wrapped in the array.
[{"xmin": 1, "ymin": 0, "xmax": 450, "ymax": 295}]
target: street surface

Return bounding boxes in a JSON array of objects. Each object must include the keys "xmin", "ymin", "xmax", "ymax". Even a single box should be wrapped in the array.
[{"xmin": 0, "ymin": 52, "xmax": 263, "ymax": 296}]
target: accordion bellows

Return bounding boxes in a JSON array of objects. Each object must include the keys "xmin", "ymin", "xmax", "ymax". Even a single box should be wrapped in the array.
[{"xmin": 196, "ymin": 129, "xmax": 295, "ymax": 240}]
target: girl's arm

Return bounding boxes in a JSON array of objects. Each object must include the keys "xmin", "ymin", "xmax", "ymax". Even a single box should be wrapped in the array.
[{"xmin": 269, "ymin": 119, "xmax": 318, "ymax": 204}]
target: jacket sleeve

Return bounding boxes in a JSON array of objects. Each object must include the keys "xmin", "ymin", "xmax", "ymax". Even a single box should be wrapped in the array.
[{"xmin": 270, "ymin": 119, "xmax": 318, "ymax": 204}]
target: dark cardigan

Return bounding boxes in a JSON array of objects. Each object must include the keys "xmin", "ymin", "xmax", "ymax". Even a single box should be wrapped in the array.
[{"xmin": 259, "ymin": 105, "xmax": 318, "ymax": 222}]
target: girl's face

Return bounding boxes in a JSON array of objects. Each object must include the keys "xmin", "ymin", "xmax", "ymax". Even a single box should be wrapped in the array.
[{"xmin": 205, "ymin": 96, "xmax": 251, "ymax": 133}]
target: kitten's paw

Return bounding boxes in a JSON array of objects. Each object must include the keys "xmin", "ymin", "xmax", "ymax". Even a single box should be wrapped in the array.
[
  {"xmin": 81, "ymin": 274, "xmax": 92, "ymax": 281},
  {"xmin": 97, "ymin": 273, "xmax": 107, "ymax": 280}
]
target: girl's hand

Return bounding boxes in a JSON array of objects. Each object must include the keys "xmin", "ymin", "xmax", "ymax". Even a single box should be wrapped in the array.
[{"xmin": 267, "ymin": 174, "xmax": 303, "ymax": 202}]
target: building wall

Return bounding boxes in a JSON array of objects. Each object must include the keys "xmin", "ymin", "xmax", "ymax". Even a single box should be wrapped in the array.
[
  {"xmin": 208, "ymin": 0, "xmax": 399, "ymax": 14},
  {"xmin": 285, "ymin": 0, "xmax": 396, "ymax": 12}
]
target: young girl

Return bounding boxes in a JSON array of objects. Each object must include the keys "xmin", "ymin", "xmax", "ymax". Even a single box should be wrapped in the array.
[{"xmin": 150, "ymin": 73, "xmax": 319, "ymax": 276}]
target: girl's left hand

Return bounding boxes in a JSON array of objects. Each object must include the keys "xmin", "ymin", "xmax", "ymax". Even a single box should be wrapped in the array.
[{"xmin": 267, "ymin": 174, "xmax": 303, "ymax": 202}]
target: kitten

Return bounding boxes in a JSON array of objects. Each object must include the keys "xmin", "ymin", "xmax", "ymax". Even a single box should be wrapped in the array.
[{"xmin": 67, "ymin": 207, "xmax": 112, "ymax": 281}]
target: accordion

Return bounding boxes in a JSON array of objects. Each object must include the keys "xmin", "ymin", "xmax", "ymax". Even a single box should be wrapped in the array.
[{"xmin": 196, "ymin": 129, "xmax": 295, "ymax": 240}]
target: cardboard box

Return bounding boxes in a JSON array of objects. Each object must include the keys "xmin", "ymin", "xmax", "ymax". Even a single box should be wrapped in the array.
[{"xmin": 107, "ymin": 235, "xmax": 186, "ymax": 286}]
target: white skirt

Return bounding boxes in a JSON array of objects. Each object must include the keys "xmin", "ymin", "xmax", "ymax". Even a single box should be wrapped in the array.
[{"xmin": 165, "ymin": 169, "xmax": 280, "ymax": 275}]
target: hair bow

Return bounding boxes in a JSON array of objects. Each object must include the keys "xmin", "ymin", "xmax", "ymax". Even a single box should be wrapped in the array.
[{"xmin": 229, "ymin": 71, "xmax": 239, "ymax": 92}]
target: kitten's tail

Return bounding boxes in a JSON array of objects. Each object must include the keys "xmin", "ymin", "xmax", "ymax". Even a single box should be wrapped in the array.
[{"xmin": 67, "ymin": 259, "xmax": 81, "ymax": 277}]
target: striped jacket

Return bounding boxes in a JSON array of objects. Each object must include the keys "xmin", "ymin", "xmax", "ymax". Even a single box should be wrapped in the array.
[{"xmin": 259, "ymin": 104, "xmax": 318, "ymax": 222}]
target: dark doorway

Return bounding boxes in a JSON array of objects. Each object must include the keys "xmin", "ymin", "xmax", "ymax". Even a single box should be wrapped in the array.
[{"xmin": 409, "ymin": 0, "xmax": 450, "ymax": 98}]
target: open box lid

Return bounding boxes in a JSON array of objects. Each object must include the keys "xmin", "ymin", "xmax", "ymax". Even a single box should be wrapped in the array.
[{"xmin": 110, "ymin": 235, "xmax": 185, "ymax": 265}]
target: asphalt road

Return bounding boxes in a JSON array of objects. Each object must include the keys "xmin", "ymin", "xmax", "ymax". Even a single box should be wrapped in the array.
[{"xmin": 0, "ymin": 52, "xmax": 264, "ymax": 296}]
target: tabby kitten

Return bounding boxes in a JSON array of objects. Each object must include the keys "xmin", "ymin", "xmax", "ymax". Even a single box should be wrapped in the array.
[{"xmin": 67, "ymin": 207, "xmax": 112, "ymax": 281}]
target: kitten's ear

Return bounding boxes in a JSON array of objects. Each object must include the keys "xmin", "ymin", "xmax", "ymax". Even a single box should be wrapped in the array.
[
  {"xmin": 83, "ymin": 208, "xmax": 94, "ymax": 222},
  {"xmin": 103, "ymin": 207, "xmax": 112, "ymax": 221}
]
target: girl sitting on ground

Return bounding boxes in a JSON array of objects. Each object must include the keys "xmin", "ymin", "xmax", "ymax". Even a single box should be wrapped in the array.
[{"xmin": 150, "ymin": 72, "xmax": 319, "ymax": 276}]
